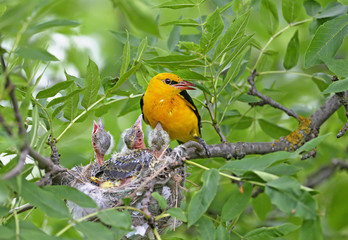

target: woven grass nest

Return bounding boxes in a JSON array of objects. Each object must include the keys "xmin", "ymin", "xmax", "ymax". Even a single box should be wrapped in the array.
[{"xmin": 56, "ymin": 148, "xmax": 186, "ymax": 239}]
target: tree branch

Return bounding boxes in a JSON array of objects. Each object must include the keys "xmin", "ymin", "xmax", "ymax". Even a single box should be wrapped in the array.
[
  {"xmin": 0, "ymin": 54, "xmax": 56, "ymax": 180},
  {"xmin": 181, "ymin": 84, "xmax": 348, "ymax": 160},
  {"xmin": 248, "ymin": 70, "xmax": 299, "ymax": 119}
]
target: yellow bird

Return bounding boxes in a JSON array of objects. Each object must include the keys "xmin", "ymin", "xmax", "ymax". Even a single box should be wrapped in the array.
[{"xmin": 140, "ymin": 73, "xmax": 203, "ymax": 144}]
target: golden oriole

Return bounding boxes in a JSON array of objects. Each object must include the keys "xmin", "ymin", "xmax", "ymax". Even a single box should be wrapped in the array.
[{"xmin": 140, "ymin": 73, "xmax": 202, "ymax": 144}]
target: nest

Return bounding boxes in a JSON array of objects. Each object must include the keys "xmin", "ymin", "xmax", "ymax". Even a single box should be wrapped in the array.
[{"xmin": 54, "ymin": 151, "xmax": 186, "ymax": 239}]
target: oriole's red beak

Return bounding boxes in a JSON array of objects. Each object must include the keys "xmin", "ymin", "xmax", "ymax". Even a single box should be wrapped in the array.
[{"xmin": 174, "ymin": 80, "xmax": 196, "ymax": 90}]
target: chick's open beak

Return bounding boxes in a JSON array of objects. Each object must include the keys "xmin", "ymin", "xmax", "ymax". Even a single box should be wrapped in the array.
[
  {"xmin": 93, "ymin": 120, "xmax": 98, "ymax": 134},
  {"xmin": 174, "ymin": 80, "xmax": 196, "ymax": 90},
  {"xmin": 134, "ymin": 114, "xmax": 143, "ymax": 130}
]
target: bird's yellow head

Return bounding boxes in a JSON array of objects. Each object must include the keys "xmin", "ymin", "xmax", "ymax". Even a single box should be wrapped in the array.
[{"xmin": 148, "ymin": 73, "xmax": 196, "ymax": 95}]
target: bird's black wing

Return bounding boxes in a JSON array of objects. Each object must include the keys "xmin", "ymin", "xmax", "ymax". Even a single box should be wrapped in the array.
[
  {"xmin": 140, "ymin": 94, "xmax": 149, "ymax": 124},
  {"xmin": 179, "ymin": 90, "xmax": 201, "ymax": 135}
]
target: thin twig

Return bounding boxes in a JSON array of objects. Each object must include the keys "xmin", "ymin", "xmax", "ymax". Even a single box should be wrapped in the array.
[
  {"xmin": 203, "ymin": 92, "xmax": 227, "ymax": 143},
  {"xmin": 1, "ymin": 55, "xmax": 30, "ymax": 180},
  {"xmin": 305, "ymin": 159, "xmax": 348, "ymax": 188},
  {"xmin": 248, "ymin": 70, "xmax": 299, "ymax": 119},
  {"xmin": 2, "ymin": 147, "xmax": 29, "ymax": 180}
]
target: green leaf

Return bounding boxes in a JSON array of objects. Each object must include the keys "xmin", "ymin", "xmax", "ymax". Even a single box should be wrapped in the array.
[
  {"xmin": 195, "ymin": 217, "xmax": 215, "ymax": 240},
  {"xmin": 339, "ymin": 0, "xmax": 348, "ymax": 5},
  {"xmin": 303, "ymin": 0, "xmax": 321, "ymax": 17},
  {"xmin": 117, "ymin": 97, "xmax": 141, "ymax": 117},
  {"xmin": 29, "ymin": 105, "xmax": 39, "ymax": 147},
  {"xmin": 81, "ymin": 59, "xmax": 101, "ymax": 109},
  {"xmin": 258, "ymin": 119, "xmax": 291, "ymax": 139},
  {"xmin": 0, "ymin": 225, "xmax": 14, "ymax": 239},
  {"xmin": 260, "ymin": 0, "xmax": 279, "ymax": 35},
  {"xmin": 44, "ymin": 185, "xmax": 97, "ymax": 208},
  {"xmin": 20, "ymin": 88, "xmax": 32, "ymax": 122},
  {"xmin": 46, "ymin": 88, "xmax": 82, "ymax": 108},
  {"xmin": 265, "ymin": 176, "xmax": 317, "ymax": 219},
  {"xmin": 156, "ymin": 0, "xmax": 196, "ymax": 9},
  {"xmin": 152, "ymin": 192, "xmax": 167, "ymax": 210},
  {"xmin": 120, "ymin": 33, "xmax": 130, "ymax": 77},
  {"xmin": 52, "ymin": 104, "xmax": 65, "ymax": 119},
  {"xmin": 172, "ymin": 70, "xmax": 208, "ymax": 82},
  {"xmin": 75, "ymin": 222, "xmax": 114, "ymax": 240},
  {"xmin": 98, "ymin": 210, "xmax": 132, "ymax": 229},
  {"xmin": 316, "ymin": 2, "xmax": 348, "ymax": 19},
  {"xmin": 322, "ymin": 58, "xmax": 348, "ymax": 78},
  {"xmin": 243, "ymin": 170, "xmax": 279, "ymax": 183},
  {"xmin": 215, "ymin": 225, "xmax": 229, "ymax": 240},
  {"xmin": 282, "ymin": 0, "xmax": 302, "ymax": 23},
  {"xmin": 168, "ymin": 208, "xmax": 187, "ymax": 222},
  {"xmin": 300, "ymin": 219, "xmax": 324, "ymax": 240},
  {"xmin": 162, "ymin": 18, "xmax": 201, "ymax": 27},
  {"xmin": 265, "ymin": 163, "xmax": 301, "ymax": 176},
  {"xmin": 28, "ymin": 19, "xmax": 79, "ymax": 33},
  {"xmin": 222, "ymin": 115, "xmax": 253, "ymax": 129},
  {"xmin": 136, "ymin": 37, "xmax": 148, "ymax": 62},
  {"xmin": 218, "ymin": 34, "xmax": 253, "ymax": 73},
  {"xmin": 167, "ymin": 25, "xmax": 181, "ymax": 51},
  {"xmin": 296, "ymin": 133, "xmax": 330, "ymax": 153},
  {"xmin": 213, "ymin": 10, "xmax": 250, "ymax": 61},
  {"xmin": 187, "ymin": 169, "xmax": 220, "ymax": 227},
  {"xmin": 327, "ymin": 180, "xmax": 348, "ymax": 230},
  {"xmin": 245, "ymin": 223, "xmax": 300, "ymax": 240},
  {"xmin": 36, "ymin": 131, "xmax": 50, "ymax": 155},
  {"xmin": 221, "ymin": 183, "xmax": 252, "ymax": 221},
  {"xmin": 63, "ymin": 82, "xmax": 80, "ymax": 121},
  {"xmin": 252, "ymin": 193, "xmax": 272, "ymax": 220},
  {"xmin": 36, "ymin": 81, "xmax": 73, "ymax": 99},
  {"xmin": 220, "ymin": 151, "xmax": 294, "ymax": 176},
  {"xmin": 284, "ymin": 30, "xmax": 300, "ymax": 70},
  {"xmin": 11, "ymin": 179, "xmax": 70, "ymax": 219},
  {"xmin": 200, "ymin": 9, "xmax": 224, "ymax": 54},
  {"xmin": 114, "ymin": 0, "xmax": 159, "ymax": 36},
  {"xmin": 304, "ymin": 15, "xmax": 348, "ymax": 68},
  {"xmin": 16, "ymin": 47, "xmax": 58, "ymax": 62},
  {"xmin": 322, "ymin": 78, "xmax": 348, "ymax": 94},
  {"xmin": 145, "ymin": 54, "xmax": 204, "ymax": 68},
  {"xmin": 220, "ymin": 47, "xmax": 248, "ymax": 92},
  {"xmin": 110, "ymin": 62, "xmax": 141, "ymax": 92},
  {"xmin": 0, "ymin": 206, "xmax": 9, "ymax": 217}
]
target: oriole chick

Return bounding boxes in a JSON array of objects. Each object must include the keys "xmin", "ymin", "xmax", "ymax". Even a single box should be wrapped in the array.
[{"xmin": 92, "ymin": 118, "xmax": 114, "ymax": 166}]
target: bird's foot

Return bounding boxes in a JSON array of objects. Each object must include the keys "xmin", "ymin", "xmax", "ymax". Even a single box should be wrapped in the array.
[{"xmin": 194, "ymin": 136, "xmax": 211, "ymax": 157}]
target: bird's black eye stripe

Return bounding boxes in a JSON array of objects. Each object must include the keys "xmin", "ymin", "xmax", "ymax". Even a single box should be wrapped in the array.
[{"xmin": 164, "ymin": 78, "xmax": 179, "ymax": 85}]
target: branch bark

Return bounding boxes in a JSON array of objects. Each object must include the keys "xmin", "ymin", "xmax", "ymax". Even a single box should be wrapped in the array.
[{"xmin": 248, "ymin": 70, "xmax": 299, "ymax": 119}]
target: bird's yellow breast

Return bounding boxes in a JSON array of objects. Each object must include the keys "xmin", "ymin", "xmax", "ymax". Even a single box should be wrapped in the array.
[{"xmin": 142, "ymin": 90, "xmax": 200, "ymax": 143}]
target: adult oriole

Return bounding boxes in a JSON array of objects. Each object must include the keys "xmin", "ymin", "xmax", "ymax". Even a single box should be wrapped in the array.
[{"xmin": 140, "ymin": 73, "xmax": 202, "ymax": 144}]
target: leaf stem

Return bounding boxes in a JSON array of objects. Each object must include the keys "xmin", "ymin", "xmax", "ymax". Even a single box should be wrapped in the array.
[
  {"xmin": 253, "ymin": 18, "xmax": 312, "ymax": 70},
  {"xmin": 185, "ymin": 160, "xmax": 264, "ymax": 186},
  {"xmin": 258, "ymin": 70, "xmax": 326, "ymax": 82},
  {"xmin": 55, "ymin": 94, "xmax": 142, "ymax": 142},
  {"xmin": 153, "ymin": 227, "xmax": 162, "ymax": 240},
  {"xmin": 55, "ymin": 205, "xmax": 151, "ymax": 237}
]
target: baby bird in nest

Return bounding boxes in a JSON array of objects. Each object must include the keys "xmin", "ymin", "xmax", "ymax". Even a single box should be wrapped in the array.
[
  {"xmin": 92, "ymin": 118, "xmax": 114, "ymax": 166},
  {"xmin": 92, "ymin": 118, "xmax": 170, "ymax": 187}
]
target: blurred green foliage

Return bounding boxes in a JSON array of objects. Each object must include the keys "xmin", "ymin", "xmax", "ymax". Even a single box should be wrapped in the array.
[{"xmin": 1, "ymin": 0, "xmax": 348, "ymax": 239}]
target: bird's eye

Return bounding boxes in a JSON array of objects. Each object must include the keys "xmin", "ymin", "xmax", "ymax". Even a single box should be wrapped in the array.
[{"xmin": 164, "ymin": 78, "xmax": 171, "ymax": 84}]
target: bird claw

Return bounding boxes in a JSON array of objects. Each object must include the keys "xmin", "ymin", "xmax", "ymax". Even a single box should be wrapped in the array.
[{"xmin": 194, "ymin": 136, "xmax": 211, "ymax": 157}]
